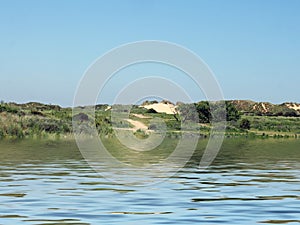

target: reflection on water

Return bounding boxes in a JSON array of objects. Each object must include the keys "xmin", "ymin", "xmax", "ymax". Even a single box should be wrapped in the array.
[{"xmin": 0, "ymin": 138, "xmax": 299, "ymax": 224}]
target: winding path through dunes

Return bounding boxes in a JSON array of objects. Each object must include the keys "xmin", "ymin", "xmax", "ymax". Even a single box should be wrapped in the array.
[{"xmin": 125, "ymin": 119, "xmax": 148, "ymax": 131}]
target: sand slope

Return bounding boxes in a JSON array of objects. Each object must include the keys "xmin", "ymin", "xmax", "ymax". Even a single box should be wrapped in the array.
[{"xmin": 142, "ymin": 102, "xmax": 177, "ymax": 114}]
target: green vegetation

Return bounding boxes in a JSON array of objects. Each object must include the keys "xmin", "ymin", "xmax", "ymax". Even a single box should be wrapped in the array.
[
  {"xmin": 0, "ymin": 100, "xmax": 299, "ymax": 140},
  {"xmin": 244, "ymin": 115, "xmax": 300, "ymax": 134},
  {"xmin": 231, "ymin": 100, "xmax": 300, "ymax": 117},
  {"xmin": 239, "ymin": 118, "xmax": 251, "ymax": 130},
  {"xmin": 177, "ymin": 101, "xmax": 240, "ymax": 123},
  {"xmin": 0, "ymin": 102, "xmax": 72, "ymax": 139},
  {"xmin": 134, "ymin": 129, "xmax": 149, "ymax": 139}
]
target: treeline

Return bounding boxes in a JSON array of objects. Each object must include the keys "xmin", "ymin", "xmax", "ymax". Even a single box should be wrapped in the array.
[
  {"xmin": 177, "ymin": 101, "xmax": 252, "ymax": 132},
  {"xmin": 177, "ymin": 101, "xmax": 240, "ymax": 123}
]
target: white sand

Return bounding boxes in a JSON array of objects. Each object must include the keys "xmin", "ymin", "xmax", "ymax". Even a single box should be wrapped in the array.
[
  {"xmin": 105, "ymin": 106, "xmax": 112, "ymax": 111},
  {"xmin": 142, "ymin": 102, "xmax": 177, "ymax": 114},
  {"xmin": 261, "ymin": 103, "xmax": 267, "ymax": 112},
  {"xmin": 286, "ymin": 103, "xmax": 300, "ymax": 111}
]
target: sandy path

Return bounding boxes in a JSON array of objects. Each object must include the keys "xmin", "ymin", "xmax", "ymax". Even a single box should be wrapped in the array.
[{"xmin": 125, "ymin": 119, "xmax": 148, "ymax": 131}]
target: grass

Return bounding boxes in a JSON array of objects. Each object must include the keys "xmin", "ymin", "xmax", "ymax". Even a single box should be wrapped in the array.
[
  {"xmin": 1, "ymin": 102, "xmax": 300, "ymax": 140},
  {"xmin": 244, "ymin": 115, "xmax": 300, "ymax": 135}
]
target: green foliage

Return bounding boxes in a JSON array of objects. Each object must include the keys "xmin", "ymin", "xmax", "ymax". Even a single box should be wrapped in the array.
[
  {"xmin": 165, "ymin": 119, "xmax": 181, "ymax": 130},
  {"xmin": 196, "ymin": 101, "xmax": 211, "ymax": 123},
  {"xmin": 0, "ymin": 100, "xmax": 299, "ymax": 139},
  {"xmin": 274, "ymin": 107, "xmax": 298, "ymax": 117},
  {"xmin": 182, "ymin": 101, "xmax": 240, "ymax": 123},
  {"xmin": 5, "ymin": 124, "xmax": 24, "ymax": 139},
  {"xmin": 0, "ymin": 129, "xmax": 3, "ymax": 139},
  {"xmin": 141, "ymin": 100, "xmax": 158, "ymax": 105},
  {"xmin": 0, "ymin": 104, "xmax": 5, "ymax": 112},
  {"xmin": 225, "ymin": 101, "xmax": 240, "ymax": 121},
  {"xmin": 112, "ymin": 104, "xmax": 131, "ymax": 113},
  {"xmin": 245, "ymin": 115, "xmax": 300, "ymax": 133},
  {"xmin": 239, "ymin": 118, "xmax": 251, "ymax": 130},
  {"xmin": 178, "ymin": 103, "xmax": 199, "ymax": 122},
  {"xmin": 95, "ymin": 104, "xmax": 109, "ymax": 110},
  {"xmin": 95, "ymin": 111, "xmax": 114, "ymax": 135},
  {"xmin": 0, "ymin": 104, "xmax": 19, "ymax": 113},
  {"xmin": 134, "ymin": 129, "xmax": 149, "ymax": 139},
  {"xmin": 231, "ymin": 100, "xmax": 299, "ymax": 117},
  {"xmin": 130, "ymin": 105, "xmax": 148, "ymax": 114}
]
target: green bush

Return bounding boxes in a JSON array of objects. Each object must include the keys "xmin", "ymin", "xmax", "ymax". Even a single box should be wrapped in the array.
[
  {"xmin": 134, "ymin": 129, "xmax": 148, "ymax": 139},
  {"xmin": 239, "ymin": 118, "xmax": 251, "ymax": 130}
]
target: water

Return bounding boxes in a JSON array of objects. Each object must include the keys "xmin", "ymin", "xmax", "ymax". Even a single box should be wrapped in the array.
[{"xmin": 0, "ymin": 138, "xmax": 300, "ymax": 225}]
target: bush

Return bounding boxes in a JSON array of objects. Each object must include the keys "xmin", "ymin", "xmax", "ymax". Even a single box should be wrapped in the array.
[
  {"xmin": 226, "ymin": 101, "xmax": 240, "ymax": 121},
  {"xmin": 0, "ymin": 104, "xmax": 19, "ymax": 113},
  {"xmin": 6, "ymin": 125, "xmax": 24, "ymax": 138},
  {"xmin": 146, "ymin": 108, "xmax": 157, "ymax": 113},
  {"xmin": 134, "ymin": 129, "xmax": 148, "ymax": 139},
  {"xmin": 239, "ymin": 118, "xmax": 251, "ymax": 130}
]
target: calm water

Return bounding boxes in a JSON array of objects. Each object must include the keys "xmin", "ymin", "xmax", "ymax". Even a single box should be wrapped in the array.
[{"xmin": 0, "ymin": 138, "xmax": 300, "ymax": 225}]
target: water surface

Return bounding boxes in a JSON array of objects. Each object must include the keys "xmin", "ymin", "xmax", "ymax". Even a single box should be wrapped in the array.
[{"xmin": 0, "ymin": 138, "xmax": 300, "ymax": 225}]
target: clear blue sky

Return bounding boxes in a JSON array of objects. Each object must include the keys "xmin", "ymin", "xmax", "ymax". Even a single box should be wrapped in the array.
[{"xmin": 0, "ymin": 0, "xmax": 299, "ymax": 106}]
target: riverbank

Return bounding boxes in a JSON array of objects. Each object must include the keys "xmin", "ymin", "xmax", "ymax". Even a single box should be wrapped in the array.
[{"xmin": 0, "ymin": 101, "xmax": 300, "ymax": 140}]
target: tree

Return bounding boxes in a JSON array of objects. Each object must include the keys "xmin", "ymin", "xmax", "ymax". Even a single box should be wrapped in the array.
[
  {"xmin": 177, "ymin": 103, "xmax": 199, "ymax": 122},
  {"xmin": 179, "ymin": 101, "xmax": 241, "ymax": 123},
  {"xmin": 195, "ymin": 101, "xmax": 211, "ymax": 123},
  {"xmin": 226, "ymin": 101, "xmax": 240, "ymax": 121},
  {"xmin": 239, "ymin": 118, "xmax": 251, "ymax": 130}
]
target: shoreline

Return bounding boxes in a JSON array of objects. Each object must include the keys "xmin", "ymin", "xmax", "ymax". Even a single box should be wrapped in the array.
[{"xmin": 1, "ymin": 100, "xmax": 300, "ymax": 140}]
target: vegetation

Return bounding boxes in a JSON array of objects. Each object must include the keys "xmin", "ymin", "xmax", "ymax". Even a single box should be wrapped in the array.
[
  {"xmin": 239, "ymin": 118, "xmax": 251, "ymax": 130},
  {"xmin": 0, "ymin": 100, "xmax": 299, "ymax": 140},
  {"xmin": 230, "ymin": 100, "xmax": 300, "ymax": 117},
  {"xmin": 178, "ymin": 101, "xmax": 240, "ymax": 123}
]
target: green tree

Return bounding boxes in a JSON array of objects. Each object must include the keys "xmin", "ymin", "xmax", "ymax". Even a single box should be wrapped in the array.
[
  {"xmin": 195, "ymin": 101, "xmax": 211, "ymax": 123},
  {"xmin": 177, "ymin": 103, "xmax": 199, "ymax": 122},
  {"xmin": 225, "ymin": 101, "xmax": 240, "ymax": 121}
]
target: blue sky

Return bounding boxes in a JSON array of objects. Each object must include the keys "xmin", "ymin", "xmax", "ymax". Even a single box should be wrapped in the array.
[{"xmin": 0, "ymin": 0, "xmax": 299, "ymax": 106}]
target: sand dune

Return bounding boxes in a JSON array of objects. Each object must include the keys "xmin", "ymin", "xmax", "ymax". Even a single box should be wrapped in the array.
[
  {"xmin": 142, "ymin": 102, "xmax": 177, "ymax": 114},
  {"xmin": 286, "ymin": 103, "xmax": 300, "ymax": 111}
]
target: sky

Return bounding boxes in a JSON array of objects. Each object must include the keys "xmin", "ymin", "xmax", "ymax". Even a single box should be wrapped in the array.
[{"xmin": 0, "ymin": 0, "xmax": 300, "ymax": 106}]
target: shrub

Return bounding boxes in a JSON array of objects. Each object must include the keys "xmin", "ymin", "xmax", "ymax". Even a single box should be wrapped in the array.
[
  {"xmin": 239, "ymin": 118, "xmax": 251, "ymax": 130},
  {"xmin": 134, "ymin": 129, "xmax": 149, "ymax": 139},
  {"xmin": 146, "ymin": 108, "xmax": 157, "ymax": 113}
]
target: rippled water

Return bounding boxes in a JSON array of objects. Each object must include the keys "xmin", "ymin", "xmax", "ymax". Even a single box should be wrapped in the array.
[{"xmin": 0, "ymin": 138, "xmax": 300, "ymax": 225}]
